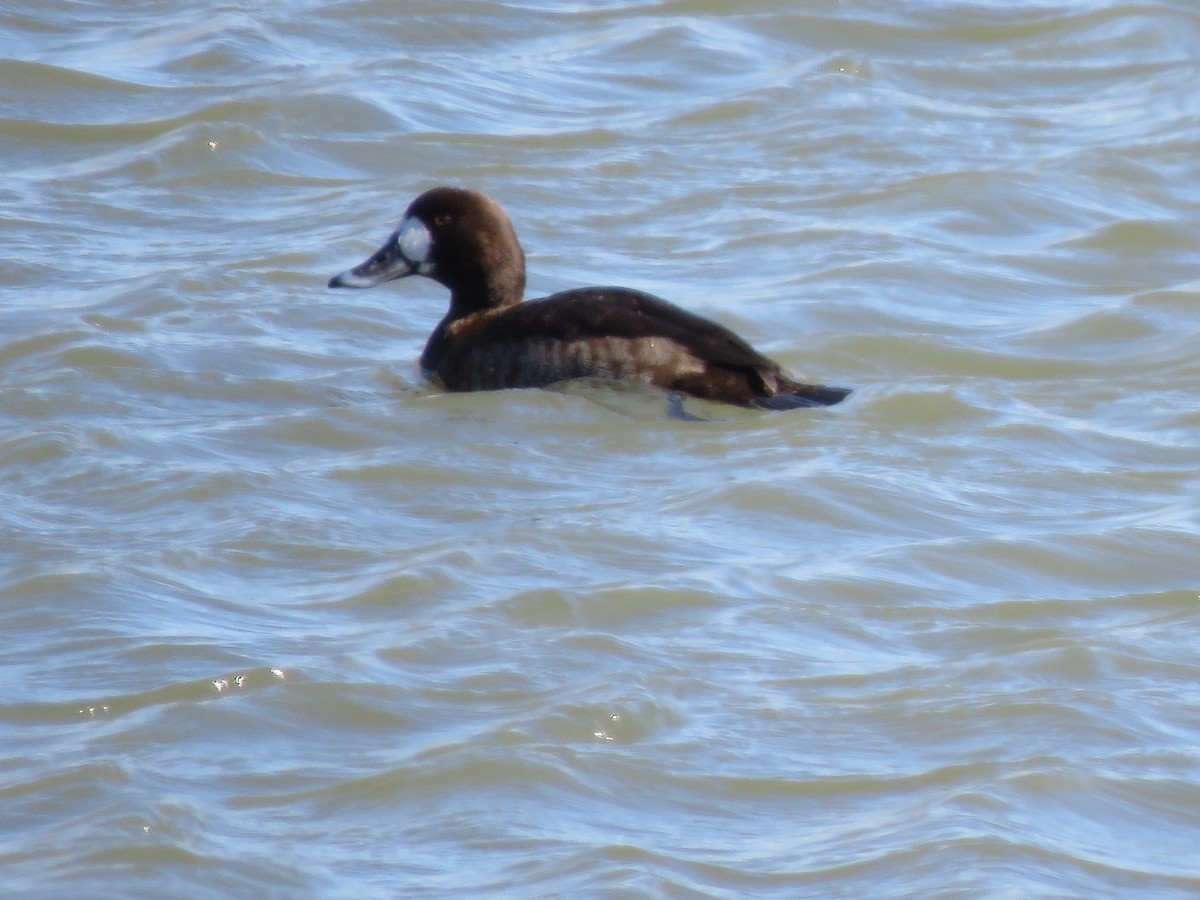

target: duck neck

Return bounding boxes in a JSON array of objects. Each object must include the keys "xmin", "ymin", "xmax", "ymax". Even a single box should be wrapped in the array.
[{"xmin": 446, "ymin": 281, "xmax": 523, "ymax": 320}]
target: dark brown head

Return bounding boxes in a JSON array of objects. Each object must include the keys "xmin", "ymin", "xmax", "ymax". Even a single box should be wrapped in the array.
[{"xmin": 328, "ymin": 186, "xmax": 526, "ymax": 314}]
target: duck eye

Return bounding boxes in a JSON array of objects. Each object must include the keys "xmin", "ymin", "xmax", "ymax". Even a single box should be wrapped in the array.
[{"xmin": 432, "ymin": 213, "xmax": 451, "ymax": 228}]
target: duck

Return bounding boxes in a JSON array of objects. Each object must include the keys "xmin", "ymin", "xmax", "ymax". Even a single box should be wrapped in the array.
[{"xmin": 328, "ymin": 186, "xmax": 850, "ymax": 410}]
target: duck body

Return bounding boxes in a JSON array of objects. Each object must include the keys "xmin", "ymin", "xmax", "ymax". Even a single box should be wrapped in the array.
[
  {"xmin": 329, "ymin": 186, "xmax": 850, "ymax": 410},
  {"xmin": 421, "ymin": 286, "xmax": 850, "ymax": 408}
]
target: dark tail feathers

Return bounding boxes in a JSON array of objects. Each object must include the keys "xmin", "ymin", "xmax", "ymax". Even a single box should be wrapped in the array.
[{"xmin": 755, "ymin": 380, "xmax": 852, "ymax": 410}]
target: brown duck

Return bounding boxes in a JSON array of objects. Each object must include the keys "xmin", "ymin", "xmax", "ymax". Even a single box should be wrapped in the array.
[{"xmin": 329, "ymin": 186, "xmax": 850, "ymax": 410}]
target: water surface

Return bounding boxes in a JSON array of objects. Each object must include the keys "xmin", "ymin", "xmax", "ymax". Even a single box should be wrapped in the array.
[{"xmin": 3, "ymin": 1, "xmax": 1200, "ymax": 896}]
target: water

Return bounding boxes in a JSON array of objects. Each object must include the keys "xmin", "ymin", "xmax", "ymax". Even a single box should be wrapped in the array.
[{"xmin": 4, "ymin": 1, "xmax": 1200, "ymax": 896}]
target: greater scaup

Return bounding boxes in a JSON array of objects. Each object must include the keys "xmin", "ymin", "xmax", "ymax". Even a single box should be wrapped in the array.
[{"xmin": 329, "ymin": 186, "xmax": 850, "ymax": 410}]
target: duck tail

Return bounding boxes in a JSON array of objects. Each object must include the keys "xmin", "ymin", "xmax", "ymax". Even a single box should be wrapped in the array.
[{"xmin": 756, "ymin": 378, "xmax": 852, "ymax": 410}]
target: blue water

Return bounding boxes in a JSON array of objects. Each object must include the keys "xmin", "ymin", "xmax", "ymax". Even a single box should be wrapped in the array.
[{"xmin": 3, "ymin": 1, "xmax": 1200, "ymax": 896}]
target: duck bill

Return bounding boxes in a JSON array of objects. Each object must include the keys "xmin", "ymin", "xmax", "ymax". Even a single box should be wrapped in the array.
[{"xmin": 328, "ymin": 237, "xmax": 415, "ymax": 289}]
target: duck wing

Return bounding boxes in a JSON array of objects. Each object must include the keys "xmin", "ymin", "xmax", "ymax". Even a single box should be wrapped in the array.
[{"xmin": 499, "ymin": 287, "xmax": 777, "ymax": 370}]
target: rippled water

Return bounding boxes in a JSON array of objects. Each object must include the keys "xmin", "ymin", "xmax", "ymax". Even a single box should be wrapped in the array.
[{"xmin": 4, "ymin": 1, "xmax": 1200, "ymax": 896}]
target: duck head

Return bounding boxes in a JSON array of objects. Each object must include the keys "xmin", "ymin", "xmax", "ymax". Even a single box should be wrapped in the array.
[{"xmin": 328, "ymin": 186, "xmax": 526, "ymax": 313}]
